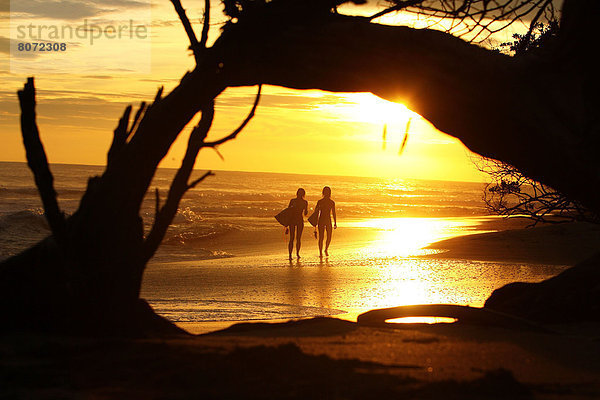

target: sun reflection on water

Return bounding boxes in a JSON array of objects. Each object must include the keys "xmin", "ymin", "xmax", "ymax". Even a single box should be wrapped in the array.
[
  {"xmin": 144, "ymin": 216, "xmax": 569, "ymax": 332},
  {"xmin": 387, "ymin": 317, "xmax": 458, "ymax": 324},
  {"xmin": 321, "ymin": 217, "xmax": 505, "ymax": 323},
  {"xmin": 349, "ymin": 217, "xmax": 487, "ymax": 258}
]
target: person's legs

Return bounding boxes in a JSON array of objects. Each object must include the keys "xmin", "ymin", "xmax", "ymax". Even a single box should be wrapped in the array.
[
  {"xmin": 288, "ymin": 225, "xmax": 296, "ymax": 259},
  {"xmin": 318, "ymin": 224, "xmax": 325, "ymax": 257},
  {"xmin": 296, "ymin": 224, "xmax": 304, "ymax": 258},
  {"xmin": 324, "ymin": 223, "xmax": 332, "ymax": 256}
]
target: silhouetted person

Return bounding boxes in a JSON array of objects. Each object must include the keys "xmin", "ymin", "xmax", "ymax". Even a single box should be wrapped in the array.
[
  {"xmin": 288, "ymin": 188, "xmax": 308, "ymax": 259},
  {"xmin": 314, "ymin": 186, "xmax": 337, "ymax": 257}
]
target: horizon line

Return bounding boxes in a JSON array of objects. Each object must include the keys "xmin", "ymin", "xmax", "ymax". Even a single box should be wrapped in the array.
[{"xmin": 0, "ymin": 160, "xmax": 487, "ymax": 185}]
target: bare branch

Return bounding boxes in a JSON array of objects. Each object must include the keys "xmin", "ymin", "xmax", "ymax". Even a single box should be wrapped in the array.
[
  {"xmin": 128, "ymin": 102, "xmax": 147, "ymax": 137},
  {"xmin": 375, "ymin": 0, "xmax": 557, "ymax": 43},
  {"xmin": 475, "ymin": 156, "xmax": 600, "ymax": 226},
  {"xmin": 107, "ymin": 102, "xmax": 147, "ymax": 165},
  {"xmin": 108, "ymin": 105, "xmax": 132, "ymax": 165},
  {"xmin": 200, "ymin": 0, "xmax": 211, "ymax": 49},
  {"xmin": 171, "ymin": 0, "xmax": 201, "ymax": 62},
  {"xmin": 152, "ymin": 86, "xmax": 164, "ymax": 105},
  {"xmin": 17, "ymin": 77, "xmax": 66, "ymax": 241},
  {"xmin": 143, "ymin": 102, "xmax": 215, "ymax": 261},
  {"xmin": 203, "ymin": 84, "xmax": 262, "ymax": 147},
  {"xmin": 398, "ymin": 118, "xmax": 411, "ymax": 155},
  {"xmin": 369, "ymin": 0, "xmax": 425, "ymax": 21},
  {"xmin": 188, "ymin": 170, "xmax": 214, "ymax": 190}
]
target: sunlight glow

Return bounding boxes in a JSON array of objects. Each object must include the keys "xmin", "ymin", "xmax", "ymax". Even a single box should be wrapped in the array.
[
  {"xmin": 317, "ymin": 93, "xmax": 419, "ymax": 127},
  {"xmin": 330, "ymin": 217, "xmax": 498, "ymax": 321},
  {"xmin": 387, "ymin": 317, "xmax": 458, "ymax": 324},
  {"xmin": 350, "ymin": 217, "xmax": 486, "ymax": 258}
]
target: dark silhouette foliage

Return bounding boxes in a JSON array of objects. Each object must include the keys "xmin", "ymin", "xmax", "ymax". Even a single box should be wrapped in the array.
[
  {"xmin": 475, "ymin": 18, "xmax": 595, "ymax": 226},
  {"xmin": 477, "ymin": 158, "xmax": 599, "ymax": 226}
]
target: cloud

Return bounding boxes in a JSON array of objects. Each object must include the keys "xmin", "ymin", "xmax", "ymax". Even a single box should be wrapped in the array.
[
  {"xmin": 81, "ymin": 75, "xmax": 114, "ymax": 80},
  {"xmin": 0, "ymin": 91, "xmax": 134, "ymax": 137},
  {"xmin": 11, "ymin": 1, "xmax": 102, "ymax": 20},
  {"xmin": 9, "ymin": 0, "xmax": 149, "ymax": 21},
  {"xmin": 95, "ymin": 0, "xmax": 149, "ymax": 8},
  {"xmin": 0, "ymin": 36, "xmax": 8, "ymax": 54},
  {"xmin": 216, "ymin": 92, "xmax": 346, "ymax": 112},
  {"xmin": 0, "ymin": 36, "xmax": 40, "ymax": 58}
]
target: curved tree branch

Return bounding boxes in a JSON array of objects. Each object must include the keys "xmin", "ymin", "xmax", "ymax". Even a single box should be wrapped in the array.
[
  {"xmin": 200, "ymin": 0, "xmax": 211, "ymax": 49},
  {"xmin": 171, "ymin": 0, "xmax": 201, "ymax": 62},
  {"xmin": 213, "ymin": 0, "xmax": 600, "ymax": 214},
  {"xmin": 143, "ymin": 102, "xmax": 215, "ymax": 261},
  {"xmin": 203, "ymin": 84, "xmax": 262, "ymax": 147}
]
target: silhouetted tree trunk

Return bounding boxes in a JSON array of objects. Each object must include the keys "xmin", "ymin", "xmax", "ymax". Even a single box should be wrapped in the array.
[
  {"xmin": 0, "ymin": 73, "xmax": 221, "ymax": 335},
  {"xmin": 0, "ymin": 0, "xmax": 261, "ymax": 334}
]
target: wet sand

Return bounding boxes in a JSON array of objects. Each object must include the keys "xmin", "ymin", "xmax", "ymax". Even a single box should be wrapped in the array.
[{"xmin": 145, "ymin": 218, "xmax": 594, "ymax": 335}]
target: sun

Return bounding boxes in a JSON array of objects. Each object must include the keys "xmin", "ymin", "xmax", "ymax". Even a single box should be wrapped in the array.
[
  {"xmin": 318, "ymin": 92, "xmax": 418, "ymax": 127},
  {"xmin": 348, "ymin": 93, "xmax": 416, "ymax": 125}
]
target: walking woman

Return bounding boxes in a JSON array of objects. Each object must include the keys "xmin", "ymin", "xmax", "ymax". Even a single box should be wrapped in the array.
[
  {"xmin": 288, "ymin": 188, "xmax": 308, "ymax": 259},
  {"xmin": 314, "ymin": 186, "xmax": 337, "ymax": 257}
]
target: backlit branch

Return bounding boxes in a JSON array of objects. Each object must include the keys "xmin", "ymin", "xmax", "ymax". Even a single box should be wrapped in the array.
[
  {"xmin": 142, "ymin": 84, "xmax": 261, "ymax": 260},
  {"xmin": 369, "ymin": 0, "xmax": 425, "ymax": 21},
  {"xmin": 17, "ymin": 78, "xmax": 66, "ymax": 242},
  {"xmin": 107, "ymin": 105, "xmax": 132, "ymax": 164},
  {"xmin": 170, "ymin": 0, "xmax": 201, "ymax": 62},
  {"xmin": 108, "ymin": 102, "xmax": 148, "ymax": 165},
  {"xmin": 513, "ymin": 0, "xmax": 554, "ymax": 54},
  {"xmin": 143, "ymin": 102, "xmax": 215, "ymax": 261},
  {"xmin": 203, "ymin": 84, "xmax": 262, "ymax": 147},
  {"xmin": 476, "ymin": 157, "xmax": 599, "ymax": 227},
  {"xmin": 375, "ymin": 0, "xmax": 556, "ymax": 43},
  {"xmin": 200, "ymin": 0, "xmax": 210, "ymax": 49}
]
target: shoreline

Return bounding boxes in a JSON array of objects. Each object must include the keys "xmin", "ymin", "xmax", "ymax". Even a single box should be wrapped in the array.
[
  {"xmin": 151, "ymin": 217, "xmax": 600, "ymax": 268},
  {"xmin": 143, "ymin": 217, "xmax": 593, "ymax": 336},
  {"xmin": 425, "ymin": 221, "xmax": 600, "ymax": 266}
]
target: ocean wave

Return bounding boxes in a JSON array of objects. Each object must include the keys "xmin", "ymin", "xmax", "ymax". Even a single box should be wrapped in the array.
[
  {"xmin": 0, "ymin": 210, "xmax": 50, "ymax": 259},
  {"xmin": 0, "ymin": 209, "xmax": 48, "ymax": 231},
  {"xmin": 151, "ymin": 247, "xmax": 234, "ymax": 263},
  {"xmin": 161, "ymin": 226, "xmax": 240, "ymax": 245}
]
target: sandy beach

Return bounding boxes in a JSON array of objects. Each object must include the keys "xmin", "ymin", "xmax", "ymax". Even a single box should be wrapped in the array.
[
  {"xmin": 2, "ymin": 220, "xmax": 600, "ymax": 398},
  {"xmin": 2, "ymin": 316, "xmax": 599, "ymax": 399},
  {"xmin": 144, "ymin": 217, "xmax": 599, "ymax": 335}
]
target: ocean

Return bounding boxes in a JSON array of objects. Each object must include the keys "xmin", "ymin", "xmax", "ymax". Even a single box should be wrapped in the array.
[{"xmin": 0, "ymin": 162, "xmax": 566, "ymax": 333}]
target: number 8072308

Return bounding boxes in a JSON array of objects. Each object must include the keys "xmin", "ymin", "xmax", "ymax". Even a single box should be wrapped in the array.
[{"xmin": 17, "ymin": 42, "xmax": 67, "ymax": 52}]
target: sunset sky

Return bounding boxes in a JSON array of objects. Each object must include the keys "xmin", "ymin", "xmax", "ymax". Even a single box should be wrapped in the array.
[{"xmin": 0, "ymin": 0, "xmax": 528, "ymax": 182}]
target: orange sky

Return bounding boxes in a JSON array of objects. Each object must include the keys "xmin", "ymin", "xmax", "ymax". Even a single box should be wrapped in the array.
[{"xmin": 0, "ymin": 1, "xmax": 526, "ymax": 182}]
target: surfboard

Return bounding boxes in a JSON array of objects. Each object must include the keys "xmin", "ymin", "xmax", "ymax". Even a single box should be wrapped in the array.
[
  {"xmin": 307, "ymin": 210, "xmax": 319, "ymax": 227},
  {"xmin": 274, "ymin": 207, "xmax": 293, "ymax": 227}
]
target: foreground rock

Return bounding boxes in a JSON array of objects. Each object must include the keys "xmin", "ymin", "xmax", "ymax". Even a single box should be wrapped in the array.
[{"xmin": 485, "ymin": 253, "xmax": 600, "ymax": 323}]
